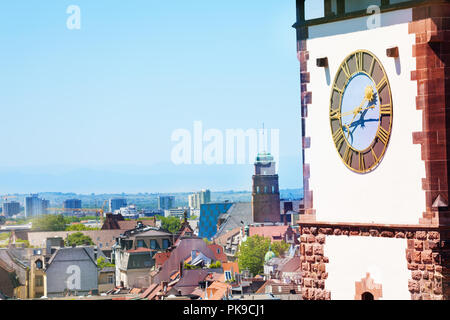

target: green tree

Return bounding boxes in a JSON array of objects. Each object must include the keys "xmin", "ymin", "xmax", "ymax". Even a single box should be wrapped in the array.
[
  {"xmin": 158, "ymin": 216, "xmax": 182, "ymax": 234},
  {"xmin": 209, "ymin": 261, "xmax": 222, "ymax": 269},
  {"xmin": 32, "ymin": 214, "xmax": 66, "ymax": 231},
  {"xmin": 272, "ymin": 241, "xmax": 290, "ymax": 257},
  {"xmin": 65, "ymin": 232, "xmax": 94, "ymax": 246},
  {"xmin": 236, "ymin": 235, "xmax": 271, "ymax": 276},
  {"xmin": 97, "ymin": 257, "xmax": 115, "ymax": 270}
]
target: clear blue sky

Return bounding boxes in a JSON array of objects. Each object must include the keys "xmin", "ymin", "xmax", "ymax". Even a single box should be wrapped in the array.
[{"xmin": 0, "ymin": 1, "xmax": 323, "ymax": 194}]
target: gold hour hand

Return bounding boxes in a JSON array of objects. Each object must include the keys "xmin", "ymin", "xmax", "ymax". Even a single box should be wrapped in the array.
[{"xmin": 342, "ymin": 86, "xmax": 374, "ymax": 139}]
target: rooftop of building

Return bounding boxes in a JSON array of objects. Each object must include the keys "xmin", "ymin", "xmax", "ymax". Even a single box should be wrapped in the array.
[
  {"xmin": 255, "ymin": 151, "xmax": 274, "ymax": 164},
  {"xmin": 214, "ymin": 202, "xmax": 252, "ymax": 239}
]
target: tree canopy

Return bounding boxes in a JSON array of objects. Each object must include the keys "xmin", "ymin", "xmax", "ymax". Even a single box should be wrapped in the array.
[
  {"xmin": 157, "ymin": 215, "xmax": 182, "ymax": 234},
  {"xmin": 272, "ymin": 241, "xmax": 290, "ymax": 257},
  {"xmin": 237, "ymin": 235, "xmax": 289, "ymax": 276},
  {"xmin": 97, "ymin": 257, "xmax": 115, "ymax": 270},
  {"xmin": 65, "ymin": 232, "xmax": 94, "ymax": 246},
  {"xmin": 32, "ymin": 214, "xmax": 66, "ymax": 232}
]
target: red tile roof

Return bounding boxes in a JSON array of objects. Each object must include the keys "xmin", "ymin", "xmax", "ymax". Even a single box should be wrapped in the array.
[
  {"xmin": 27, "ymin": 230, "xmax": 123, "ymax": 251},
  {"xmin": 153, "ymin": 238, "xmax": 216, "ymax": 284},
  {"xmin": 154, "ymin": 252, "xmax": 171, "ymax": 267},
  {"xmin": 222, "ymin": 262, "xmax": 239, "ymax": 274},
  {"xmin": 280, "ymin": 256, "xmax": 301, "ymax": 273},
  {"xmin": 207, "ymin": 244, "xmax": 227, "ymax": 263},
  {"xmin": 126, "ymin": 248, "xmax": 152, "ymax": 254},
  {"xmin": 249, "ymin": 226, "xmax": 290, "ymax": 241},
  {"xmin": 205, "ymin": 281, "xmax": 231, "ymax": 300},
  {"xmin": 117, "ymin": 220, "xmax": 156, "ymax": 231}
]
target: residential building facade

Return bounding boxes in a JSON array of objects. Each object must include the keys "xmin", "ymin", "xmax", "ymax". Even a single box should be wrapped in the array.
[
  {"xmin": 158, "ymin": 196, "xmax": 175, "ymax": 210},
  {"xmin": 25, "ymin": 194, "xmax": 49, "ymax": 217},
  {"xmin": 188, "ymin": 190, "xmax": 211, "ymax": 210},
  {"xmin": 2, "ymin": 201, "xmax": 21, "ymax": 217},
  {"xmin": 109, "ymin": 198, "xmax": 127, "ymax": 213}
]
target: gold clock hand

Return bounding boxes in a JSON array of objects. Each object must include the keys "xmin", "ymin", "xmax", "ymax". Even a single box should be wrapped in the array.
[
  {"xmin": 345, "ymin": 99, "xmax": 366, "ymax": 138},
  {"xmin": 342, "ymin": 85, "xmax": 375, "ymax": 140}
]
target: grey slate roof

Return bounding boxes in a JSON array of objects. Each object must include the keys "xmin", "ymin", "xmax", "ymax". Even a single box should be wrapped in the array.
[
  {"xmin": 0, "ymin": 249, "xmax": 28, "ymax": 285},
  {"xmin": 214, "ymin": 202, "xmax": 252, "ymax": 239},
  {"xmin": 46, "ymin": 247, "xmax": 97, "ymax": 268}
]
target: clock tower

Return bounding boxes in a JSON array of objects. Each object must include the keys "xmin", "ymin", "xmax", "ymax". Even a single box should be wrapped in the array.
[{"xmin": 295, "ymin": 0, "xmax": 450, "ymax": 300}]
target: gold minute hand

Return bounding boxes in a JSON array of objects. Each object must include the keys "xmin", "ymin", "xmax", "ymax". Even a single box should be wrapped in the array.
[{"xmin": 341, "ymin": 97, "xmax": 367, "ymax": 139}]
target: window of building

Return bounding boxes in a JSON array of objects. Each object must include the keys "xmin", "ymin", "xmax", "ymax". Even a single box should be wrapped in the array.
[
  {"xmin": 225, "ymin": 271, "xmax": 232, "ymax": 281},
  {"xmin": 35, "ymin": 276, "xmax": 44, "ymax": 287},
  {"xmin": 107, "ymin": 275, "xmax": 114, "ymax": 284},
  {"xmin": 162, "ymin": 239, "xmax": 170, "ymax": 249},
  {"xmin": 272, "ymin": 186, "xmax": 275, "ymax": 193},
  {"xmin": 150, "ymin": 240, "xmax": 157, "ymax": 250},
  {"xmin": 137, "ymin": 240, "xmax": 146, "ymax": 248},
  {"xmin": 256, "ymin": 186, "xmax": 260, "ymax": 194},
  {"xmin": 35, "ymin": 260, "xmax": 43, "ymax": 269},
  {"xmin": 264, "ymin": 186, "xmax": 268, "ymax": 193}
]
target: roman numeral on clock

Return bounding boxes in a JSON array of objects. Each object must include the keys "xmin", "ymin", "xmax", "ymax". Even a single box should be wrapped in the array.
[
  {"xmin": 376, "ymin": 126, "xmax": 390, "ymax": 145},
  {"xmin": 330, "ymin": 108, "xmax": 340, "ymax": 120},
  {"xmin": 376, "ymin": 76, "xmax": 387, "ymax": 92},
  {"xmin": 355, "ymin": 52, "xmax": 363, "ymax": 72},
  {"xmin": 343, "ymin": 145, "xmax": 353, "ymax": 166},
  {"xmin": 371, "ymin": 147, "xmax": 378, "ymax": 162},
  {"xmin": 333, "ymin": 86, "xmax": 343, "ymax": 95},
  {"xmin": 333, "ymin": 129, "xmax": 345, "ymax": 150},
  {"xmin": 380, "ymin": 104, "xmax": 392, "ymax": 116},
  {"xmin": 341, "ymin": 62, "xmax": 351, "ymax": 80},
  {"xmin": 368, "ymin": 57, "xmax": 375, "ymax": 76},
  {"xmin": 359, "ymin": 152, "xmax": 365, "ymax": 171}
]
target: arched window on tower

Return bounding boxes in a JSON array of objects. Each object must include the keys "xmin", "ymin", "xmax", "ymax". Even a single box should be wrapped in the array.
[{"xmin": 35, "ymin": 259, "xmax": 43, "ymax": 269}]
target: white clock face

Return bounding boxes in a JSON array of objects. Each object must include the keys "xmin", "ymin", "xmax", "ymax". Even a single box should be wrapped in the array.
[{"xmin": 330, "ymin": 50, "xmax": 393, "ymax": 174}]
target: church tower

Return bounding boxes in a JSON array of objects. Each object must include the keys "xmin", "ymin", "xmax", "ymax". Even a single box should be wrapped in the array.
[
  {"xmin": 252, "ymin": 152, "xmax": 281, "ymax": 223},
  {"xmin": 295, "ymin": 0, "xmax": 450, "ymax": 300}
]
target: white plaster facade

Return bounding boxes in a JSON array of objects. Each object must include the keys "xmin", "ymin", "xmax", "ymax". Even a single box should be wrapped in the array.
[
  {"xmin": 305, "ymin": 9, "xmax": 425, "ymax": 224},
  {"xmin": 324, "ymin": 235, "xmax": 410, "ymax": 300}
]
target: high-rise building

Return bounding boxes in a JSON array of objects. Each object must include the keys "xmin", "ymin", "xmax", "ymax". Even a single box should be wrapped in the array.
[
  {"xmin": 109, "ymin": 198, "xmax": 127, "ymax": 213},
  {"xmin": 63, "ymin": 199, "xmax": 82, "ymax": 209},
  {"xmin": 25, "ymin": 194, "xmax": 49, "ymax": 217},
  {"xmin": 158, "ymin": 196, "xmax": 175, "ymax": 210},
  {"xmin": 188, "ymin": 190, "xmax": 211, "ymax": 210},
  {"xmin": 2, "ymin": 201, "xmax": 21, "ymax": 217},
  {"xmin": 251, "ymin": 152, "xmax": 280, "ymax": 223}
]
